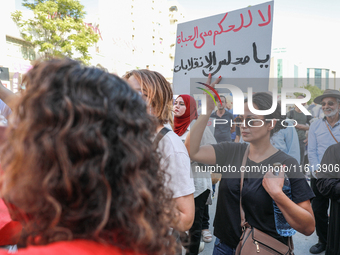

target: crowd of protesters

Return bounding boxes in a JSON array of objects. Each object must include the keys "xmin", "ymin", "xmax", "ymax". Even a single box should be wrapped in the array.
[{"xmin": 0, "ymin": 58, "xmax": 338, "ymax": 255}]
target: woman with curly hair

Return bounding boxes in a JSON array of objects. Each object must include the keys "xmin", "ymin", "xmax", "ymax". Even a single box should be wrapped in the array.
[
  {"xmin": 186, "ymin": 75, "xmax": 315, "ymax": 255},
  {"xmin": 124, "ymin": 70, "xmax": 195, "ymax": 233},
  {"xmin": 0, "ymin": 58, "xmax": 178, "ymax": 255}
]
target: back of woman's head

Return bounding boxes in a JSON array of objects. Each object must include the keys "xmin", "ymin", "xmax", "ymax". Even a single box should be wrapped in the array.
[
  {"xmin": 245, "ymin": 92, "xmax": 285, "ymax": 136},
  {"xmin": 124, "ymin": 69, "xmax": 173, "ymax": 125},
  {"xmin": 1, "ymin": 58, "xmax": 176, "ymax": 254}
]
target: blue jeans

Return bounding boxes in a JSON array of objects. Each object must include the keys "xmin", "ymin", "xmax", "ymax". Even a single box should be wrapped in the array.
[
  {"xmin": 212, "ymin": 184, "xmax": 216, "ymax": 195},
  {"xmin": 212, "ymin": 237, "xmax": 235, "ymax": 255}
]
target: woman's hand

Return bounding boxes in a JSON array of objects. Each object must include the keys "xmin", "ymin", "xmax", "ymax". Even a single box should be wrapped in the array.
[
  {"xmin": 184, "ymin": 74, "xmax": 221, "ymax": 165},
  {"xmin": 0, "ymin": 80, "xmax": 16, "ymax": 105},
  {"xmin": 262, "ymin": 166, "xmax": 284, "ymax": 200},
  {"xmin": 263, "ymin": 165, "xmax": 315, "ymax": 236},
  {"xmin": 205, "ymin": 74, "xmax": 222, "ymax": 113}
]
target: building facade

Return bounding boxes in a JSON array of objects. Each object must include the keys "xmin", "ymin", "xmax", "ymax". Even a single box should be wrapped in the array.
[
  {"xmin": 307, "ymin": 68, "xmax": 336, "ymax": 90},
  {"xmin": 94, "ymin": 0, "xmax": 185, "ymax": 80},
  {"xmin": 0, "ymin": 0, "xmax": 36, "ymax": 92},
  {"xmin": 0, "ymin": 0, "xmax": 185, "ymax": 91},
  {"xmin": 269, "ymin": 47, "xmax": 307, "ymax": 92},
  {"xmin": 269, "ymin": 47, "xmax": 337, "ymax": 91}
]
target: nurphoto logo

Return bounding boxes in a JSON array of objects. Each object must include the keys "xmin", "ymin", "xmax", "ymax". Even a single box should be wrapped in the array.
[{"xmin": 196, "ymin": 83, "xmax": 312, "ymax": 128}]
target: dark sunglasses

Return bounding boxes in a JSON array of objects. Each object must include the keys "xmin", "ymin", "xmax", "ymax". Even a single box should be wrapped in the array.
[
  {"xmin": 321, "ymin": 101, "xmax": 335, "ymax": 107},
  {"xmin": 233, "ymin": 116, "xmax": 268, "ymax": 127}
]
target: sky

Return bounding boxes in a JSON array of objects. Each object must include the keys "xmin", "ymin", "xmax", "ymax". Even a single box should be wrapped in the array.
[{"xmin": 15, "ymin": 0, "xmax": 340, "ymax": 75}]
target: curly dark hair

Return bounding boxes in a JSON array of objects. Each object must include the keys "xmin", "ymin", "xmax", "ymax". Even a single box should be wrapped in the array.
[
  {"xmin": 244, "ymin": 92, "xmax": 286, "ymax": 137},
  {"xmin": 1, "ymin": 58, "xmax": 177, "ymax": 254}
]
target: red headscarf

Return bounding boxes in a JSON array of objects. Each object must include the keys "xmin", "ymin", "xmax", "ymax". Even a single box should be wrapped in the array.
[{"xmin": 174, "ymin": 94, "xmax": 198, "ymax": 137}]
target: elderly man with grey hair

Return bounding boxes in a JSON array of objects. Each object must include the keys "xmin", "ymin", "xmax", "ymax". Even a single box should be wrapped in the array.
[{"xmin": 308, "ymin": 89, "xmax": 340, "ymax": 254}]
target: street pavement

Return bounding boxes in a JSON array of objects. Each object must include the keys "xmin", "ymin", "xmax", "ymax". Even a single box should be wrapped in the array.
[{"xmin": 199, "ymin": 182, "xmax": 325, "ymax": 255}]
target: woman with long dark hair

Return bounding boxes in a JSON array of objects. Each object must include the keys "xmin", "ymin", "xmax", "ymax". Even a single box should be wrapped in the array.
[
  {"xmin": 0, "ymin": 58, "xmax": 177, "ymax": 255},
  {"xmin": 186, "ymin": 75, "xmax": 315, "ymax": 255}
]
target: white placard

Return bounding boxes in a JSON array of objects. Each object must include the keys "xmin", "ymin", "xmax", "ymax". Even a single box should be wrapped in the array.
[{"xmin": 173, "ymin": 1, "xmax": 274, "ymax": 95}]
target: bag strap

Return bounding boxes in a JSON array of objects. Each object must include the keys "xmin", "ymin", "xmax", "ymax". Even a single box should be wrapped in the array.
[
  {"xmin": 239, "ymin": 145, "xmax": 250, "ymax": 228},
  {"xmin": 288, "ymin": 236, "xmax": 294, "ymax": 254},
  {"xmin": 239, "ymin": 145, "xmax": 294, "ymax": 254},
  {"xmin": 325, "ymin": 122, "xmax": 339, "ymax": 143},
  {"xmin": 153, "ymin": 127, "xmax": 171, "ymax": 147}
]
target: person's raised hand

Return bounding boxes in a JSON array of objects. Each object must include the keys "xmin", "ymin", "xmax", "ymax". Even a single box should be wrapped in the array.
[
  {"xmin": 205, "ymin": 74, "xmax": 222, "ymax": 113},
  {"xmin": 0, "ymin": 79, "xmax": 16, "ymax": 105},
  {"xmin": 262, "ymin": 164, "xmax": 285, "ymax": 200}
]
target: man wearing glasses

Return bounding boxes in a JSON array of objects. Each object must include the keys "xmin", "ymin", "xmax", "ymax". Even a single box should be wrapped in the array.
[{"xmin": 308, "ymin": 89, "xmax": 340, "ymax": 254}]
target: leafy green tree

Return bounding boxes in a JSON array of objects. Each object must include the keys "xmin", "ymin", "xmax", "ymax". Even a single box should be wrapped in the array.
[
  {"xmin": 294, "ymin": 84, "xmax": 324, "ymax": 104},
  {"xmin": 11, "ymin": 0, "xmax": 99, "ymax": 64}
]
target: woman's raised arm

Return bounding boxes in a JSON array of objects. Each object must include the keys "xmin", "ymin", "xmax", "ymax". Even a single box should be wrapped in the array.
[
  {"xmin": 184, "ymin": 118, "xmax": 216, "ymax": 165},
  {"xmin": 184, "ymin": 75, "xmax": 221, "ymax": 165}
]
